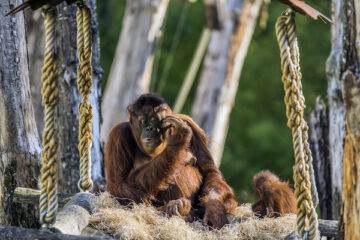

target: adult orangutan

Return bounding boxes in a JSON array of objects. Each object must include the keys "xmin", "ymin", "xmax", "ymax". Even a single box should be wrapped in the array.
[
  {"xmin": 105, "ymin": 94, "xmax": 237, "ymax": 228},
  {"xmin": 252, "ymin": 170, "xmax": 297, "ymax": 218}
]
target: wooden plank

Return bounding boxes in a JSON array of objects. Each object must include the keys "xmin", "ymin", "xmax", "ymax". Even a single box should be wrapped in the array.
[{"xmin": 0, "ymin": 225, "xmax": 115, "ymax": 240}]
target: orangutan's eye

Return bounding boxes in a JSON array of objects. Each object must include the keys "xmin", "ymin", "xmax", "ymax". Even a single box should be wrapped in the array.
[{"xmin": 139, "ymin": 118, "xmax": 146, "ymax": 125}]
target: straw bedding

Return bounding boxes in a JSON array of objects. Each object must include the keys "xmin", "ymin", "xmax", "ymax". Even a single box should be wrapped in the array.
[{"xmin": 90, "ymin": 192, "xmax": 296, "ymax": 240}]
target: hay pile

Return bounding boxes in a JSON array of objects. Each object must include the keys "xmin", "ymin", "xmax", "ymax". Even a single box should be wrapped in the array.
[{"xmin": 90, "ymin": 192, "xmax": 296, "ymax": 240}]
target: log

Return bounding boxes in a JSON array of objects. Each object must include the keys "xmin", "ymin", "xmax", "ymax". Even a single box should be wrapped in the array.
[
  {"xmin": 0, "ymin": 225, "xmax": 115, "ymax": 240},
  {"xmin": 284, "ymin": 219, "xmax": 339, "ymax": 239},
  {"xmin": 51, "ymin": 193, "xmax": 95, "ymax": 235},
  {"xmin": 13, "ymin": 187, "xmax": 73, "ymax": 208},
  {"xmin": 318, "ymin": 219, "xmax": 339, "ymax": 237}
]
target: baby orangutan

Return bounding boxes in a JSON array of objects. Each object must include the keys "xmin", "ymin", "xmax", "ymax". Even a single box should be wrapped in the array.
[{"xmin": 252, "ymin": 170, "xmax": 297, "ymax": 218}]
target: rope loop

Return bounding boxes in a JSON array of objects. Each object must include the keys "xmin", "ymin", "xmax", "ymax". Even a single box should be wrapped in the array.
[
  {"xmin": 78, "ymin": 177, "xmax": 94, "ymax": 192},
  {"xmin": 39, "ymin": 5, "xmax": 59, "ymax": 228},
  {"xmin": 76, "ymin": 3, "xmax": 94, "ymax": 192},
  {"xmin": 275, "ymin": 8, "xmax": 319, "ymax": 240}
]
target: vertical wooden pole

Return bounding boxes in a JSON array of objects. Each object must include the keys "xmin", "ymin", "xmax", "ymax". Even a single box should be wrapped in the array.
[{"xmin": 0, "ymin": 0, "xmax": 41, "ymax": 226}]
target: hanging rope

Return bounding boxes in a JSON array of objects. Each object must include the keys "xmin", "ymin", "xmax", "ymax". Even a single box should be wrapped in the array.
[
  {"xmin": 76, "ymin": 2, "xmax": 94, "ymax": 192},
  {"xmin": 275, "ymin": 9, "xmax": 319, "ymax": 240},
  {"xmin": 39, "ymin": 5, "xmax": 59, "ymax": 228},
  {"xmin": 302, "ymin": 123, "xmax": 319, "ymax": 207}
]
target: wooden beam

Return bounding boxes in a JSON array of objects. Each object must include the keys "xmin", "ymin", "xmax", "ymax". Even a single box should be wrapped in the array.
[
  {"xmin": 0, "ymin": 225, "xmax": 115, "ymax": 240},
  {"xmin": 13, "ymin": 187, "xmax": 73, "ymax": 208},
  {"xmin": 318, "ymin": 219, "xmax": 339, "ymax": 237},
  {"xmin": 284, "ymin": 219, "xmax": 339, "ymax": 239}
]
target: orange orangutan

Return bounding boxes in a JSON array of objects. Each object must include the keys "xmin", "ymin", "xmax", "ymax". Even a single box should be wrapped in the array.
[
  {"xmin": 105, "ymin": 94, "xmax": 237, "ymax": 228},
  {"xmin": 252, "ymin": 170, "xmax": 297, "ymax": 218}
]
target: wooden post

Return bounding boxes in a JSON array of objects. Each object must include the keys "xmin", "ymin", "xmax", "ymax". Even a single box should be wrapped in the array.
[
  {"xmin": 191, "ymin": 0, "xmax": 263, "ymax": 166},
  {"xmin": 101, "ymin": 0, "xmax": 169, "ymax": 143},
  {"xmin": 0, "ymin": 0, "xmax": 41, "ymax": 227}
]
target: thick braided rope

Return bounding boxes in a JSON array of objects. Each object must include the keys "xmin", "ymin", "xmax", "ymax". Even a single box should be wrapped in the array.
[
  {"xmin": 302, "ymin": 123, "xmax": 319, "ymax": 207},
  {"xmin": 39, "ymin": 6, "xmax": 59, "ymax": 228},
  {"xmin": 275, "ymin": 10, "xmax": 319, "ymax": 240},
  {"xmin": 76, "ymin": 3, "xmax": 93, "ymax": 192}
]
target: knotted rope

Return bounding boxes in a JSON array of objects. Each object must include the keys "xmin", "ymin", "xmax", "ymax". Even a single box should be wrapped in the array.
[
  {"xmin": 39, "ymin": 6, "xmax": 59, "ymax": 228},
  {"xmin": 275, "ymin": 9, "xmax": 319, "ymax": 240},
  {"xmin": 76, "ymin": 2, "xmax": 93, "ymax": 192}
]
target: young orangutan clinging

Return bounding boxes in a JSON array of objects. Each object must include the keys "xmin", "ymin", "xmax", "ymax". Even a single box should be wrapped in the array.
[
  {"xmin": 252, "ymin": 170, "xmax": 297, "ymax": 218},
  {"xmin": 105, "ymin": 93, "xmax": 237, "ymax": 228}
]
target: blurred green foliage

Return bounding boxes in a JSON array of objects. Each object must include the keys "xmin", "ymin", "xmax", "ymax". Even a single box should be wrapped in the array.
[{"xmin": 97, "ymin": 0, "xmax": 331, "ymax": 202}]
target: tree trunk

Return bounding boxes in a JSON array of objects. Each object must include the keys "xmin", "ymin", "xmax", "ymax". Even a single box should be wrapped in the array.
[
  {"xmin": 191, "ymin": 0, "xmax": 262, "ymax": 166},
  {"xmin": 55, "ymin": 1, "xmax": 104, "ymax": 193},
  {"xmin": 0, "ymin": 0, "xmax": 41, "ymax": 227},
  {"xmin": 325, "ymin": 0, "xmax": 347, "ymax": 221},
  {"xmin": 101, "ymin": 0, "xmax": 169, "ymax": 142},
  {"xmin": 327, "ymin": 0, "xmax": 360, "ymax": 237},
  {"xmin": 308, "ymin": 98, "xmax": 332, "ymax": 220},
  {"xmin": 337, "ymin": 12, "xmax": 360, "ymax": 240},
  {"xmin": 25, "ymin": 11, "xmax": 45, "ymax": 136}
]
